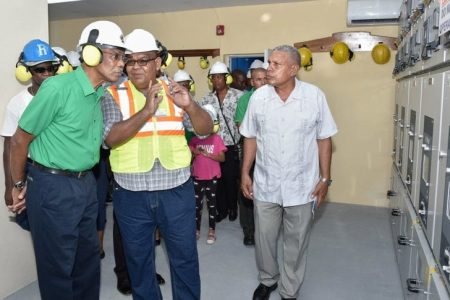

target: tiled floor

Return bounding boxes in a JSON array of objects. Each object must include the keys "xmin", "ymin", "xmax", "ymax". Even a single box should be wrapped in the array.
[{"xmin": 5, "ymin": 202, "xmax": 403, "ymax": 300}]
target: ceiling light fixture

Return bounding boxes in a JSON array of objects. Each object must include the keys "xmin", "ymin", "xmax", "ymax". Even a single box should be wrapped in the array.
[{"xmin": 48, "ymin": 0, "xmax": 82, "ymax": 4}]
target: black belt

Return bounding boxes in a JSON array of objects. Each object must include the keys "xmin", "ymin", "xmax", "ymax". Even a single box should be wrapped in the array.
[{"xmin": 31, "ymin": 160, "xmax": 90, "ymax": 178}]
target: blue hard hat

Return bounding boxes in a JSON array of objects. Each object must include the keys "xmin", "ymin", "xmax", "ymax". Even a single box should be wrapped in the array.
[{"xmin": 22, "ymin": 39, "xmax": 56, "ymax": 66}]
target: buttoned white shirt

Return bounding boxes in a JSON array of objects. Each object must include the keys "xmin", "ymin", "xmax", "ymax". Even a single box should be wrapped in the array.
[{"xmin": 240, "ymin": 79, "xmax": 337, "ymax": 207}]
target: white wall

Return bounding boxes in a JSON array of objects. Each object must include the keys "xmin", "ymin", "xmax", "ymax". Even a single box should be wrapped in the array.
[{"xmin": 0, "ymin": 0, "xmax": 48, "ymax": 297}]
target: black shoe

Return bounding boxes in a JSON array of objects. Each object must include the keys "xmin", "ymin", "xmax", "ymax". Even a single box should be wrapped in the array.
[
  {"xmin": 99, "ymin": 250, "xmax": 105, "ymax": 259},
  {"xmin": 281, "ymin": 298, "xmax": 296, "ymax": 300},
  {"xmin": 155, "ymin": 238, "xmax": 161, "ymax": 246},
  {"xmin": 253, "ymin": 283, "xmax": 278, "ymax": 300},
  {"xmin": 243, "ymin": 235, "xmax": 255, "ymax": 246},
  {"xmin": 156, "ymin": 273, "xmax": 165, "ymax": 285},
  {"xmin": 229, "ymin": 210, "xmax": 237, "ymax": 221},
  {"xmin": 117, "ymin": 279, "xmax": 132, "ymax": 295}
]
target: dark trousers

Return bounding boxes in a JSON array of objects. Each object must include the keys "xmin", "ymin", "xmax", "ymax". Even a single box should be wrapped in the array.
[
  {"xmin": 113, "ymin": 211, "xmax": 130, "ymax": 283},
  {"xmin": 93, "ymin": 149, "xmax": 110, "ymax": 231},
  {"xmin": 216, "ymin": 145, "xmax": 240, "ymax": 218},
  {"xmin": 194, "ymin": 178, "xmax": 218, "ymax": 230},
  {"xmin": 26, "ymin": 165, "xmax": 100, "ymax": 300},
  {"xmin": 239, "ymin": 162, "xmax": 255, "ymax": 238}
]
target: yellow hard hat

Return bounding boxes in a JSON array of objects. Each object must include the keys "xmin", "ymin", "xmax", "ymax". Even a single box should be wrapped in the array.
[
  {"xmin": 330, "ymin": 42, "xmax": 353, "ymax": 64},
  {"xmin": 298, "ymin": 46, "xmax": 313, "ymax": 71},
  {"xmin": 371, "ymin": 42, "xmax": 391, "ymax": 65}
]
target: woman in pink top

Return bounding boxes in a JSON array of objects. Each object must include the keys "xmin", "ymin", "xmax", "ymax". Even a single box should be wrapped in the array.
[{"xmin": 189, "ymin": 109, "xmax": 226, "ymax": 244}]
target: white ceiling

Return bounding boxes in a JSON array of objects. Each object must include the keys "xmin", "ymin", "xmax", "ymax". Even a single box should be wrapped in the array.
[{"xmin": 49, "ymin": 0, "xmax": 313, "ymax": 21}]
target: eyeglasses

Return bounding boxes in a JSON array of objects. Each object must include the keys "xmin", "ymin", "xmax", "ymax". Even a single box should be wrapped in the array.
[
  {"xmin": 102, "ymin": 50, "xmax": 127, "ymax": 63},
  {"xmin": 31, "ymin": 65, "xmax": 58, "ymax": 74},
  {"xmin": 125, "ymin": 57, "xmax": 158, "ymax": 67}
]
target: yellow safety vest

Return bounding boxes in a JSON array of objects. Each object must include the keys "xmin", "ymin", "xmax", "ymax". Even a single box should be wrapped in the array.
[{"xmin": 108, "ymin": 80, "xmax": 191, "ymax": 173}]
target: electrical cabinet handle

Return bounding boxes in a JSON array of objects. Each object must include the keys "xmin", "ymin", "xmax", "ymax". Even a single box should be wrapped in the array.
[
  {"xmin": 421, "ymin": 144, "xmax": 430, "ymax": 151},
  {"xmin": 408, "ymin": 131, "xmax": 414, "ymax": 136},
  {"xmin": 398, "ymin": 235, "xmax": 413, "ymax": 246},
  {"xmin": 446, "ymin": 168, "xmax": 450, "ymax": 174},
  {"xmin": 418, "ymin": 209, "xmax": 426, "ymax": 215},
  {"xmin": 391, "ymin": 209, "xmax": 402, "ymax": 216},
  {"xmin": 443, "ymin": 265, "xmax": 450, "ymax": 273},
  {"xmin": 439, "ymin": 151, "xmax": 447, "ymax": 158},
  {"xmin": 387, "ymin": 190, "xmax": 397, "ymax": 197},
  {"xmin": 406, "ymin": 278, "xmax": 422, "ymax": 293},
  {"xmin": 418, "ymin": 135, "xmax": 423, "ymax": 140}
]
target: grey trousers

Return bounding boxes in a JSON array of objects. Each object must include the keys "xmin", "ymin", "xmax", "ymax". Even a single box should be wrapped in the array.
[{"xmin": 254, "ymin": 200, "xmax": 313, "ymax": 299}]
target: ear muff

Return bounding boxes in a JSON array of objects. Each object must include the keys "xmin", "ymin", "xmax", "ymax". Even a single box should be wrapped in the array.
[
  {"xmin": 189, "ymin": 75, "xmax": 195, "ymax": 93},
  {"xmin": 298, "ymin": 46, "xmax": 313, "ymax": 71},
  {"xmin": 212, "ymin": 120, "xmax": 220, "ymax": 133},
  {"xmin": 81, "ymin": 29, "xmax": 103, "ymax": 67},
  {"xmin": 156, "ymin": 40, "xmax": 171, "ymax": 69},
  {"xmin": 330, "ymin": 42, "xmax": 354, "ymax": 64},
  {"xmin": 207, "ymin": 69, "xmax": 212, "ymax": 87},
  {"xmin": 200, "ymin": 56, "xmax": 209, "ymax": 69},
  {"xmin": 53, "ymin": 51, "xmax": 72, "ymax": 74},
  {"xmin": 178, "ymin": 56, "xmax": 185, "ymax": 69},
  {"xmin": 15, "ymin": 52, "xmax": 32, "ymax": 82},
  {"xmin": 226, "ymin": 73, "xmax": 233, "ymax": 85}
]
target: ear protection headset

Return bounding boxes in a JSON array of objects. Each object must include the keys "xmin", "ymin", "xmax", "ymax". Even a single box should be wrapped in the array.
[
  {"xmin": 53, "ymin": 51, "xmax": 72, "ymax": 74},
  {"xmin": 207, "ymin": 68, "xmax": 233, "ymax": 86},
  {"xmin": 177, "ymin": 56, "xmax": 185, "ymax": 69},
  {"xmin": 199, "ymin": 56, "xmax": 209, "ymax": 69},
  {"xmin": 189, "ymin": 75, "xmax": 196, "ymax": 93},
  {"xmin": 226, "ymin": 71, "xmax": 233, "ymax": 85},
  {"xmin": 212, "ymin": 119, "xmax": 220, "ymax": 134},
  {"xmin": 81, "ymin": 29, "xmax": 103, "ymax": 67},
  {"xmin": 157, "ymin": 40, "xmax": 171, "ymax": 69},
  {"xmin": 15, "ymin": 52, "xmax": 32, "ymax": 82}
]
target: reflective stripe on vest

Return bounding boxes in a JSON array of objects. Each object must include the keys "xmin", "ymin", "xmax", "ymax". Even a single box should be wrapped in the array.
[{"xmin": 109, "ymin": 81, "xmax": 185, "ymax": 136}]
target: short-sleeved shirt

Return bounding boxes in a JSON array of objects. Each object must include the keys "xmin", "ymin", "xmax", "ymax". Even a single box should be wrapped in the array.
[
  {"xmin": 189, "ymin": 134, "xmax": 227, "ymax": 180},
  {"xmin": 240, "ymin": 79, "xmax": 338, "ymax": 207},
  {"xmin": 19, "ymin": 67, "xmax": 104, "ymax": 171},
  {"xmin": 234, "ymin": 88, "xmax": 255, "ymax": 124},
  {"xmin": 1, "ymin": 88, "xmax": 33, "ymax": 137},
  {"xmin": 198, "ymin": 88, "xmax": 243, "ymax": 146},
  {"xmin": 102, "ymin": 80, "xmax": 199, "ymax": 192}
]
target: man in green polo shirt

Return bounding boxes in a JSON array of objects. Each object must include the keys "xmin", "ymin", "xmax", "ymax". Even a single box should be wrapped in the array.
[
  {"xmin": 8, "ymin": 21, "xmax": 127, "ymax": 300},
  {"xmin": 235, "ymin": 59, "xmax": 267, "ymax": 246}
]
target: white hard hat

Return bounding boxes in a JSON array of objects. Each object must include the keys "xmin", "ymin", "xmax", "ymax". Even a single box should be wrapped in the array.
[
  {"xmin": 174, "ymin": 70, "xmax": 191, "ymax": 82},
  {"xmin": 125, "ymin": 29, "xmax": 159, "ymax": 53},
  {"xmin": 249, "ymin": 59, "xmax": 265, "ymax": 70},
  {"xmin": 78, "ymin": 20, "xmax": 126, "ymax": 50},
  {"xmin": 52, "ymin": 47, "xmax": 67, "ymax": 57},
  {"xmin": 67, "ymin": 51, "xmax": 81, "ymax": 67},
  {"xmin": 209, "ymin": 61, "xmax": 229, "ymax": 75}
]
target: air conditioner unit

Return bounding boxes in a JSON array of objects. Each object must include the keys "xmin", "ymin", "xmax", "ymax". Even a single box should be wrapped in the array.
[{"xmin": 347, "ymin": 0, "xmax": 402, "ymax": 26}]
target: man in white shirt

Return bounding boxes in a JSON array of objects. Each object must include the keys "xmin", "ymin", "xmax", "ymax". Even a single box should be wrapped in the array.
[
  {"xmin": 240, "ymin": 45, "xmax": 338, "ymax": 300},
  {"xmin": 2, "ymin": 39, "xmax": 58, "ymax": 213}
]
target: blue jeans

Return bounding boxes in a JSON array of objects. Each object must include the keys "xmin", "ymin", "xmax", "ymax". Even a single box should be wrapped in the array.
[
  {"xmin": 26, "ymin": 165, "xmax": 100, "ymax": 300},
  {"xmin": 113, "ymin": 178, "xmax": 200, "ymax": 300}
]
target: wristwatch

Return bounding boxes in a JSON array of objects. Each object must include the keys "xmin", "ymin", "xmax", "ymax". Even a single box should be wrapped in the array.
[
  {"xmin": 14, "ymin": 180, "xmax": 26, "ymax": 191},
  {"xmin": 321, "ymin": 177, "xmax": 333, "ymax": 186}
]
